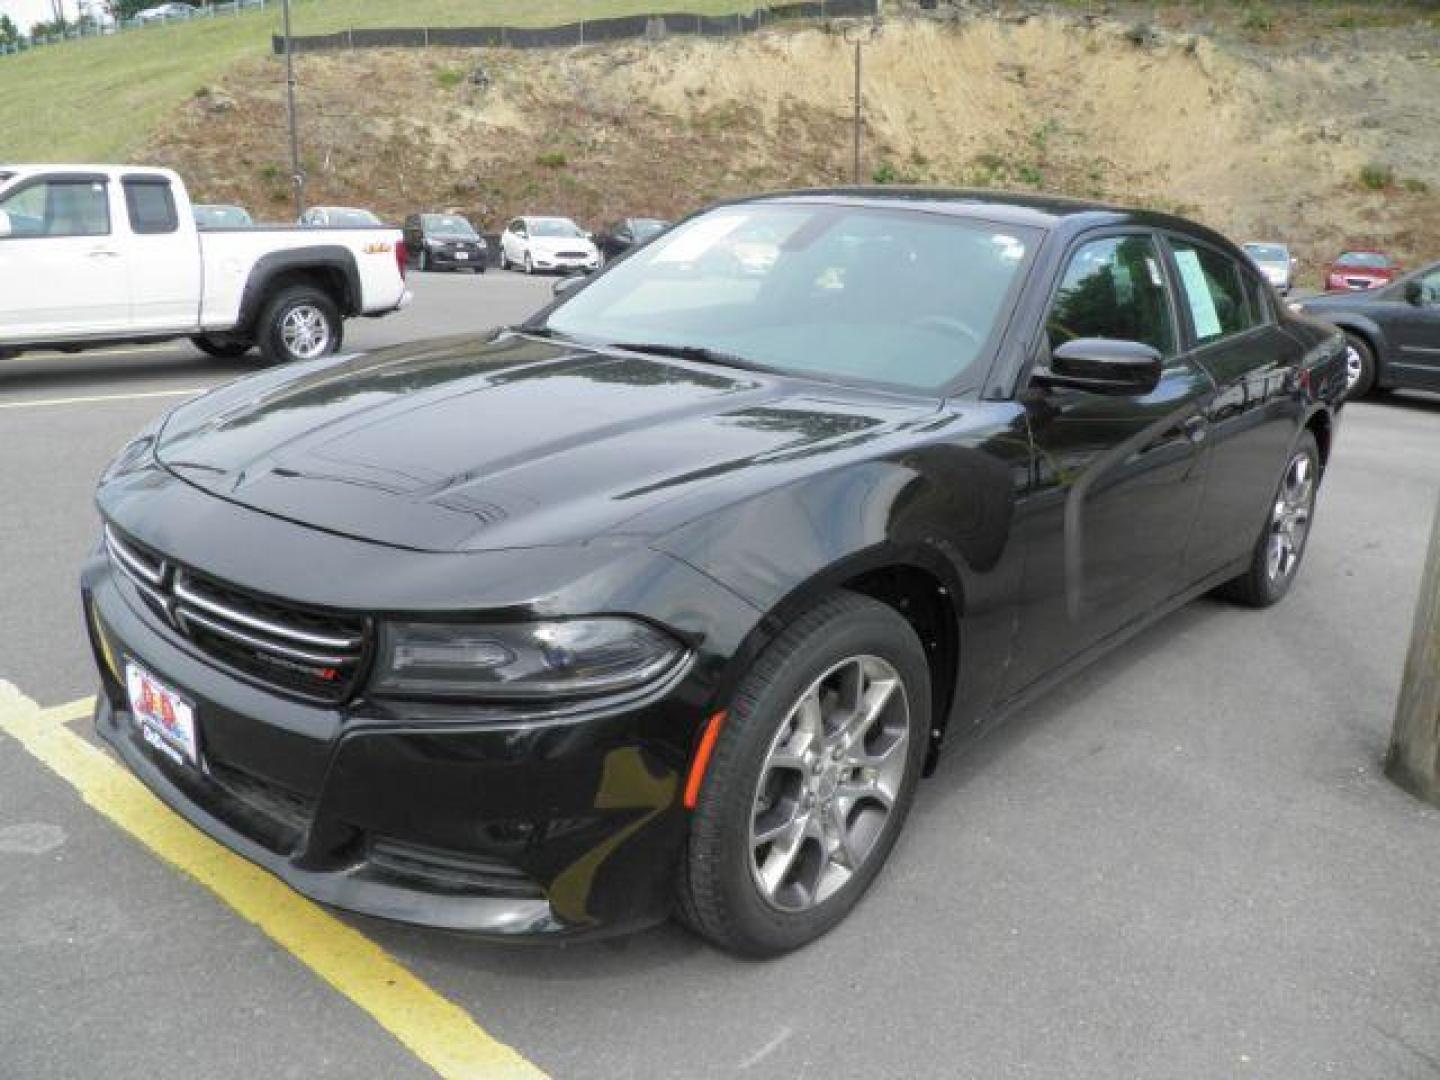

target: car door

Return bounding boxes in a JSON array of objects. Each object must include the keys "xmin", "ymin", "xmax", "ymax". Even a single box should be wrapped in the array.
[
  {"xmin": 1383, "ymin": 264, "xmax": 1440, "ymax": 390},
  {"xmin": 121, "ymin": 174, "xmax": 199, "ymax": 332},
  {"xmin": 0, "ymin": 172, "xmax": 131, "ymax": 339},
  {"xmin": 1163, "ymin": 233, "xmax": 1306, "ymax": 571},
  {"xmin": 504, "ymin": 219, "xmax": 527, "ymax": 264},
  {"xmin": 1005, "ymin": 230, "xmax": 1215, "ymax": 696}
]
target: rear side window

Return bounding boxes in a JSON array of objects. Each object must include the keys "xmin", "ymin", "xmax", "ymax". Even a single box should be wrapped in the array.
[
  {"xmin": 0, "ymin": 177, "xmax": 110, "ymax": 237},
  {"xmin": 1169, "ymin": 239, "xmax": 1258, "ymax": 344},
  {"xmin": 123, "ymin": 178, "xmax": 178, "ymax": 235},
  {"xmin": 1047, "ymin": 234, "xmax": 1176, "ymax": 357}
]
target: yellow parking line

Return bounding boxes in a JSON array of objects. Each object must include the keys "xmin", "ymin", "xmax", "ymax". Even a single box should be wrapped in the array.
[
  {"xmin": 0, "ymin": 388, "xmax": 204, "ymax": 411},
  {"xmin": 0, "ymin": 682, "xmax": 548, "ymax": 1080}
]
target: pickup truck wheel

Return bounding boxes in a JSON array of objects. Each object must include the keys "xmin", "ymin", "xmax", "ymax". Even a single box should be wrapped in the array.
[
  {"xmin": 190, "ymin": 334, "xmax": 252, "ymax": 360},
  {"xmin": 258, "ymin": 286, "xmax": 342, "ymax": 366}
]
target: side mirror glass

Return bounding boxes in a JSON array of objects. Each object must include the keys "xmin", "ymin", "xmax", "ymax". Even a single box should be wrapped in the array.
[
  {"xmin": 0, "ymin": 210, "xmax": 12, "ymax": 238},
  {"xmin": 552, "ymin": 273, "xmax": 586, "ymax": 298},
  {"xmin": 1034, "ymin": 338, "xmax": 1163, "ymax": 396}
]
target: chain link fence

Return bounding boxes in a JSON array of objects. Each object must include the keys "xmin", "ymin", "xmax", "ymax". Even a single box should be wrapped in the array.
[{"xmin": 1, "ymin": 0, "xmax": 270, "ymax": 56}]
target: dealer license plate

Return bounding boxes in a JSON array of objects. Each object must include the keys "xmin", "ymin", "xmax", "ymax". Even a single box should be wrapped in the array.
[
  {"xmin": 125, "ymin": 662, "xmax": 199, "ymax": 767},
  {"xmin": 455, "ymin": 251, "xmax": 469, "ymax": 260}
]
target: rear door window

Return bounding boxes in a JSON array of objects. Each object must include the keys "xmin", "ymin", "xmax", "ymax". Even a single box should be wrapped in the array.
[
  {"xmin": 123, "ymin": 177, "xmax": 179, "ymax": 235},
  {"xmin": 1047, "ymin": 234, "xmax": 1177, "ymax": 357},
  {"xmin": 1168, "ymin": 239, "xmax": 1259, "ymax": 344}
]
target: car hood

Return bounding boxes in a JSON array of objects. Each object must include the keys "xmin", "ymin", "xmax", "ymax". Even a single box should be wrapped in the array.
[{"xmin": 153, "ymin": 332, "xmax": 934, "ymax": 553}]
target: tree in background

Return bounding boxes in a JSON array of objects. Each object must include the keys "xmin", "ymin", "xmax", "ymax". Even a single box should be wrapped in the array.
[
  {"xmin": 99, "ymin": 0, "xmax": 158, "ymax": 21},
  {"xmin": 0, "ymin": 15, "xmax": 19, "ymax": 46}
]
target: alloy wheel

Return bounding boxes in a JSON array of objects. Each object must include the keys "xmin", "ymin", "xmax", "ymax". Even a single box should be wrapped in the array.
[
  {"xmin": 279, "ymin": 304, "xmax": 331, "ymax": 360},
  {"xmin": 1267, "ymin": 450, "xmax": 1316, "ymax": 584},
  {"xmin": 1344, "ymin": 344, "xmax": 1364, "ymax": 392},
  {"xmin": 748, "ymin": 654, "xmax": 909, "ymax": 913}
]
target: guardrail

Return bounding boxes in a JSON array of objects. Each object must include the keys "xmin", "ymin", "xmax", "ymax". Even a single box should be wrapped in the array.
[
  {"xmin": 0, "ymin": 0, "xmax": 269, "ymax": 57},
  {"xmin": 272, "ymin": 0, "xmax": 879, "ymax": 54}
]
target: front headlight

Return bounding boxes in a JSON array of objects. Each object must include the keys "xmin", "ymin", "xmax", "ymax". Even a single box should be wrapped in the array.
[
  {"xmin": 1288, "ymin": 301, "xmax": 1305, "ymax": 313},
  {"xmin": 373, "ymin": 617, "xmax": 684, "ymax": 700}
]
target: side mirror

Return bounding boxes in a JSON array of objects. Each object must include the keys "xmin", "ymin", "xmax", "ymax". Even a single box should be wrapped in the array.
[
  {"xmin": 553, "ymin": 273, "xmax": 586, "ymax": 298},
  {"xmin": 0, "ymin": 210, "xmax": 11, "ymax": 238},
  {"xmin": 1404, "ymin": 280, "xmax": 1427, "ymax": 306},
  {"xmin": 1033, "ymin": 338, "xmax": 1163, "ymax": 396}
]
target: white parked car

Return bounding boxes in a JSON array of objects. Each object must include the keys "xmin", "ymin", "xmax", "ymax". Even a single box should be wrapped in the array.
[
  {"xmin": 1242, "ymin": 241, "xmax": 1298, "ymax": 296},
  {"xmin": 0, "ymin": 165, "xmax": 410, "ymax": 365},
  {"xmin": 134, "ymin": 3, "xmax": 195, "ymax": 23},
  {"xmin": 498, "ymin": 216, "xmax": 600, "ymax": 274},
  {"xmin": 299, "ymin": 206, "xmax": 384, "ymax": 228}
]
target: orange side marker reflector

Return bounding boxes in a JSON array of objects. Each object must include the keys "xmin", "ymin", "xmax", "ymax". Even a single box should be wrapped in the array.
[{"xmin": 683, "ymin": 710, "xmax": 727, "ymax": 810}]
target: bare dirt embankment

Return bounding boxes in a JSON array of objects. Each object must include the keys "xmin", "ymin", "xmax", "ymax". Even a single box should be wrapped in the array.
[{"xmin": 145, "ymin": 10, "xmax": 1440, "ymax": 283}]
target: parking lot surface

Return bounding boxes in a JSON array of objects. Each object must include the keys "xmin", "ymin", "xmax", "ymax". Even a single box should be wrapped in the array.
[{"xmin": 3, "ymin": 270, "xmax": 1440, "ymax": 1079}]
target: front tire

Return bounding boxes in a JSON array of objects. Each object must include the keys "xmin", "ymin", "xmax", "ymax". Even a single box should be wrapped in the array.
[
  {"xmin": 1344, "ymin": 333, "xmax": 1376, "ymax": 398},
  {"xmin": 190, "ymin": 334, "xmax": 252, "ymax": 359},
  {"xmin": 523, "ymin": 252, "xmax": 534, "ymax": 275},
  {"xmin": 256, "ymin": 285, "xmax": 342, "ymax": 366},
  {"xmin": 1214, "ymin": 431, "xmax": 1320, "ymax": 608},
  {"xmin": 678, "ymin": 591, "xmax": 930, "ymax": 957}
]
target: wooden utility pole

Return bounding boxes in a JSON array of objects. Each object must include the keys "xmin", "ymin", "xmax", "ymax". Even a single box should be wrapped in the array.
[
  {"xmin": 281, "ymin": 0, "xmax": 305, "ymax": 220},
  {"xmin": 1386, "ymin": 496, "xmax": 1440, "ymax": 806}
]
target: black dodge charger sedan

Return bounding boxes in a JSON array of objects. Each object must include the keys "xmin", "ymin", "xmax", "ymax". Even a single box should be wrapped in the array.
[
  {"xmin": 83, "ymin": 190, "xmax": 1347, "ymax": 956},
  {"xmin": 1290, "ymin": 259, "xmax": 1440, "ymax": 398}
]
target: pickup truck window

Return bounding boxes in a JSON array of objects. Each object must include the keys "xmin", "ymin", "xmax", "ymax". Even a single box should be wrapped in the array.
[
  {"xmin": 0, "ymin": 177, "xmax": 110, "ymax": 238},
  {"xmin": 123, "ymin": 177, "xmax": 179, "ymax": 235}
]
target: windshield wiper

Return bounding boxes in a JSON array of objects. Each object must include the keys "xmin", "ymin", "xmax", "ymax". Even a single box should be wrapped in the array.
[{"xmin": 610, "ymin": 342, "xmax": 772, "ymax": 374}]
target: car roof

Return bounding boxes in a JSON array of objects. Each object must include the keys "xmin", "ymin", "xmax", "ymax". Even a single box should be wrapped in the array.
[{"xmin": 732, "ymin": 186, "xmax": 1243, "ymax": 250}]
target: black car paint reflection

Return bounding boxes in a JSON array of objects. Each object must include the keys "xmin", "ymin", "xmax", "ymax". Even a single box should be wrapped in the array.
[{"xmin": 82, "ymin": 190, "xmax": 1347, "ymax": 938}]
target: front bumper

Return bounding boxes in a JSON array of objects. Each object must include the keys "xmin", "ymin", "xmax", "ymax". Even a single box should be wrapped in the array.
[
  {"xmin": 426, "ymin": 245, "xmax": 487, "ymax": 269},
  {"xmin": 532, "ymin": 255, "xmax": 599, "ymax": 272},
  {"xmin": 82, "ymin": 553, "xmax": 702, "ymax": 939}
]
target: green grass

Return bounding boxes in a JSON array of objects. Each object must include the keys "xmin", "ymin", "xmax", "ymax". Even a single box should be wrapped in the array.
[{"xmin": 0, "ymin": 0, "xmax": 762, "ymax": 162}]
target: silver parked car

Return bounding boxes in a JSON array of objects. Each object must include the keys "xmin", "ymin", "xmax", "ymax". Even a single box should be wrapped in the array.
[{"xmin": 1243, "ymin": 241, "xmax": 1298, "ymax": 296}]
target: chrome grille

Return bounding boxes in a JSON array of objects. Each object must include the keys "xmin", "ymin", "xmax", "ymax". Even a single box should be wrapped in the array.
[{"xmin": 104, "ymin": 525, "xmax": 369, "ymax": 702}]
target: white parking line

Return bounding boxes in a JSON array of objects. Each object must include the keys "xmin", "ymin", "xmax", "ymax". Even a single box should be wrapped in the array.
[{"xmin": 0, "ymin": 388, "xmax": 204, "ymax": 411}]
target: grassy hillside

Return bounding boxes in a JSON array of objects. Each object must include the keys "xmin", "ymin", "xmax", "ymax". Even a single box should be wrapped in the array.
[{"xmin": 0, "ymin": 0, "xmax": 758, "ymax": 161}]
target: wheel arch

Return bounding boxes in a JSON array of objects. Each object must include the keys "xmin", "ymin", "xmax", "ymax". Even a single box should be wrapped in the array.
[
  {"xmin": 1326, "ymin": 314, "xmax": 1388, "ymax": 384},
  {"xmin": 712, "ymin": 543, "xmax": 966, "ymax": 777},
  {"xmin": 236, "ymin": 246, "xmax": 361, "ymax": 335}
]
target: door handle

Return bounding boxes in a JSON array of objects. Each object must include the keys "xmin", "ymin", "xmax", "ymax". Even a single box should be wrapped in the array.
[
  {"xmin": 1182, "ymin": 415, "xmax": 1207, "ymax": 444},
  {"xmin": 87, "ymin": 247, "xmax": 121, "ymax": 258}
]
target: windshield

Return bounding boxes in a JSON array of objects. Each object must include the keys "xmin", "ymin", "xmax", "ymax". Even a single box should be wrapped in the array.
[
  {"xmin": 531, "ymin": 218, "xmax": 584, "ymax": 238},
  {"xmin": 1244, "ymin": 244, "xmax": 1287, "ymax": 262},
  {"xmin": 327, "ymin": 208, "xmax": 382, "ymax": 227},
  {"xmin": 543, "ymin": 202, "xmax": 1036, "ymax": 393},
  {"xmin": 633, "ymin": 218, "xmax": 668, "ymax": 239},
  {"xmin": 194, "ymin": 205, "xmax": 252, "ymax": 228},
  {"xmin": 1336, "ymin": 251, "xmax": 1391, "ymax": 269},
  {"xmin": 422, "ymin": 213, "xmax": 477, "ymax": 238}
]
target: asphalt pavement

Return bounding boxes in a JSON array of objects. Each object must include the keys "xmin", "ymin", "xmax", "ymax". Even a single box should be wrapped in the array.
[{"xmin": 2, "ymin": 271, "xmax": 1439, "ymax": 1079}]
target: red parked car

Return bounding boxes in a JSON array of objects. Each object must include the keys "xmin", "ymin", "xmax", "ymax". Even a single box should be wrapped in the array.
[{"xmin": 1325, "ymin": 249, "xmax": 1401, "ymax": 291}]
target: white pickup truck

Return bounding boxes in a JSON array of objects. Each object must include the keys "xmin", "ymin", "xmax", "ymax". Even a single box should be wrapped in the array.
[{"xmin": 0, "ymin": 165, "xmax": 410, "ymax": 365}]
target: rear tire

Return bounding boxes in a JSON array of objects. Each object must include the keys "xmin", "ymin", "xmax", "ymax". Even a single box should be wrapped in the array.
[
  {"xmin": 1214, "ymin": 431, "xmax": 1321, "ymax": 608},
  {"xmin": 1344, "ymin": 332, "xmax": 1376, "ymax": 398},
  {"xmin": 190, "ymin": 334, "xmax": 252, "ymax": 359},
  {"xmin": 677, "ymin": 591, "xmax": 930, "ymax": 957},
  {"xmin": 256, "ymin": 285, "xmax": 342, "ymax": 366}
]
